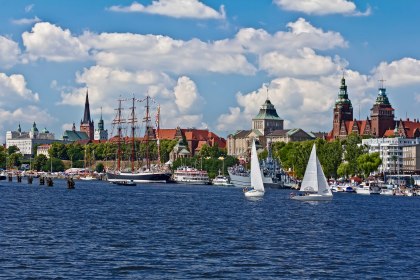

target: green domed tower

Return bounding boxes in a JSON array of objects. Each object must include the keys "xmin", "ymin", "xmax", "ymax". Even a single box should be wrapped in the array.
[
  {"xmin": 370, "ymin": 86, "xmax": 395, "ymax": 137},
  {"xmin": 332, "ymin": 76, "xmax": 353, "ymax": 139}
]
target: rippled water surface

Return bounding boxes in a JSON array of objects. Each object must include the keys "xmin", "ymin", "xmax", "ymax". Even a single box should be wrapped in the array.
[{"xmin": 1, "ymin": 179, "xmax": 419, "ymax": 279}]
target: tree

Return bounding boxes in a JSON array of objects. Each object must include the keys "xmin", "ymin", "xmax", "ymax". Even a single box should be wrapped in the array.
[
  {"xmin": 8, "ymin": 153, "xmax": 23, "ymax": 169},
  {"xmin": 357, "ymin": 152, "xmax": 382, "ymax": 178},
  {"xmin": 342, "ymin": 133, "xmax": 365, "ymax": 176},
  {"xmin": 317, "ymin": 139, "xmax": 342, "ymax": 179},
  {"xmin": 0, "ymin": 147, "xmax": 7, "ymax": 169},
  {"xmin": 49, "ymin": 142, "xmax": 68, "ymax": 160},
  {"xmin": 8, "ymin": 145, "xmax": 19, "ymax": 155},
  {"xmin": 95, "ymin": 162, "xmax": 105, "ymax": 173},
  {"xmin": 33, "ymin": 154, "xmax": 48, "ymax": 171},
  {"xmin": 337, "ymin": 162, "xmax": 351, "ymax": 179},
  {"xmin": 42, "ymin": 158, "xmax": 65, "ymax": 172}
]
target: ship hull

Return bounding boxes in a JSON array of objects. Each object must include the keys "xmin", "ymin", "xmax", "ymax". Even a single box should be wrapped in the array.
[
  {"xmin": 228, "ymin": 170, "xmax": 291, "ymax": 189},
  {"xmin": 106, "ymin": 171, "xmax": 171, "ymax": 183}
]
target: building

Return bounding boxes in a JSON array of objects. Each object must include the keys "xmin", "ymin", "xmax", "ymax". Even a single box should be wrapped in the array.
[
  {"xmin": 94, "ymin": 108, "xmax": 108, "ymax": 141},
  {"xmin": 227, "ymin": 99, "xmax": 314, "ymax": 157},
  {"xmin": 362, "ymin": 137, "xmax": 420, "ymax": 174},
  {"xmin": 63, "ymin": 89, "xmax": 107, "ymax": 143},
  {"xmin": 37, "ymin": 144, "xmax": 51, "ymax": 158},
  {"xmin": 6, "ymin": 123, "xmax": 63, "ymax": 156},
  {"xmin": 266, "ymin": 128, "xmax": 315, "ymax": 144},
  {"xmin": 80, "ymin": 89, "xmax": 94, "ymax": 140},
  {"xmin": 329, "ymin": 76, "xmax": 420, "ymax": 140},
  {"xmin": 402, "ymin": 145, "xmax": 420, "ymax": 173}
]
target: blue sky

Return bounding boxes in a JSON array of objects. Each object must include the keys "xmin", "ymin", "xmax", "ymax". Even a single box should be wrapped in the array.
[{"xmin": 1, "ymin": 0, "xmax": 420, "ymax": 142}]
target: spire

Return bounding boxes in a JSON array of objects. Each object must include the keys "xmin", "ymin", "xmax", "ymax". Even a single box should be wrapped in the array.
[
  {"xmin": 72, "ymin": 122, "xmax": 76, "ymax": 131},
  {"xmin": 335, "ymin": 75, "xmax": 352, "ymax": 107},
  {"xmin": 98, "ymin": 106, "xmax": 104, "ymax": 130},
  {"xmin": 17, "ymin": 123, "xmax": 21, "ymax": 133},
  {"xmin": 82, "ymin": 88, "xmax": 91, "ymax": 124}
]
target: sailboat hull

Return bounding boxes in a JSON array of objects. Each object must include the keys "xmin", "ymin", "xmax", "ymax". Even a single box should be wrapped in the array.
[
  {"xmin": 291, "ymin": 194, "xmax": 333, "ymax": 201},
  {"xmin": 106, "ymin": 171, "xmax": 171, "ymax": 183},
  {"xmin": 244, "ymin": 189, "xmax": 265, "ymax": 197}
]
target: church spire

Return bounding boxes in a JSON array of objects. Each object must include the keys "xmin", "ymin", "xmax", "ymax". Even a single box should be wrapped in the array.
[{"xmin": 82, "ymin": 88, "xmax": 91, "ymax": 124}]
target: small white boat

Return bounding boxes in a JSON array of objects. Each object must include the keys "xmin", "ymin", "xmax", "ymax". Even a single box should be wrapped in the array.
[
  {"xmin": 291, "ymin": 144, "xmax": 333, "ymax": 201},
  {"xmin": 212, "ymin": 174, "xmax": 233, "ymax": 186},
  {"xmin": 80, "ymin": 175, "xmax": 96, "ymax": 181},
  {"xmin": 244, "ymin": 140, "xmax": 265, "ymax": 198},
  {"xmin": 380, "ymin": 184, "xmax": 395, "ymax": 196},
  {"xmin": 355, "ymin": 184, "xmax": 370, "ymax": 195}
]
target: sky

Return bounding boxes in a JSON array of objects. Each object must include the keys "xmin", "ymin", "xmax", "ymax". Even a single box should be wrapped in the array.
[{"xmin": 1, "ymin": 0, "xmax": 420, "ymax": 142}]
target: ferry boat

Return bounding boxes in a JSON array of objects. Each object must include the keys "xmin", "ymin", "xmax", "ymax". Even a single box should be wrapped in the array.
[{"xmin": 173, "ymin": 166, "xmax": 210, "ymax": 185}]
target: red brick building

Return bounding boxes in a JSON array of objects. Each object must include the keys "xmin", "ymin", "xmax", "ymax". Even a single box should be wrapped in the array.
[{"xmin": 329, "ymin": 77, "xmax": 420, "ymax": 140}]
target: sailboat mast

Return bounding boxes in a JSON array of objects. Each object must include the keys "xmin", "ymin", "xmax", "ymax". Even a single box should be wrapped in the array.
[
  {"xmin": 113, "ymin": 98, "xmax": 124, "ymax": 171},
  {"xmin": 156, "ymin": 105, "xmax": 161, "ymax": 164},
  {"xmin": 129, "ymin": 97, "xmax": 137, "ymax": 172},
  {"xmin": 144, "ymin": 96, "xmax": 151, "ymax": 170}
]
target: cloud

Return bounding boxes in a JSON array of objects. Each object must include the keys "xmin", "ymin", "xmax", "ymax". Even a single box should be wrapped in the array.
[
  {"xmin": 0, "ymin": 72, "xmax": 39, "ymax": 103},
  {"xmin": 108, "ymin": 0, "xmax": 226, "ymax": 19},
  {"xmin": 0, "ymin": 36, "xmax": 21, "ymax": 69},
  {"xmin": 217, "ymin": 71, "xmax": 374, "ymax": 133},
  {"xmin": 274, "ymin": 0, "xmax": 371, "ymax": 16},
  {"xmin": 22, "ymin": 22, "xmax": 89, "ymax": 62},
  {"xmin": 173, "ymin": 76, "xmax": 204, "ymax": 113},
  {"xmin": 58, "ymin": 66, "xmax": 206, "ymax": 130},
  {"xmin": 372, "ymin": 58, "xmax": 420, "ymax": 87},
  {"xmin": 25, "ymin": 4, "xmax": 34, "ymax": 13},
  {"xmin": 11, "ymin": 16, "xmax": 41, "ymax": 25},
  {"xmin": 259, "ymin": 48, "xmax": 340, "ymax": 77}
]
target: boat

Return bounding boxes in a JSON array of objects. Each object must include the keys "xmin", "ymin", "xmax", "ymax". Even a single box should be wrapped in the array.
[
  {"xmin": 355, "ymin": 181, "xmax": 381, "ymax": 195},
  {"xmin": 106, "ymin": 96, "xmax": 172, "ymax": 183},
  {"xmin": 291, "ymin": 144, "xmax": 333, "ymax": 201},
  {"xmin": 80, "ymin": 174, "xmax": 96, "ymax": 181},
  {"xmin": 173, "ymin": 166, "xmax": 210, "ymax": 185},
  {"xmin": 113, "ymin": 180, "xmax": 136, "ymax": 186},
  {"xmin": 228, "ymin": 140, "xmax": 294, "ymax": 189},
  {"xmin": 380, "ymin": 184, "xmax": 395, "ymax": 196},
  {"xmin": 243, "ymin": 140, "xmax": 265, "ymax": 197},
  {"xmin": 212, "ymin": 174, "xmax": 233, "ymax": 186}
]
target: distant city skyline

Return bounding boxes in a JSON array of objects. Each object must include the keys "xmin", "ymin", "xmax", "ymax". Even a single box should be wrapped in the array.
[{"xmin": 2, "ymin": 0, "xmax": 420, "ymax": 143}]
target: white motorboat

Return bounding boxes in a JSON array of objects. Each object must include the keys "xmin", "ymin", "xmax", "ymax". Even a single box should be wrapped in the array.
[
  {"xmin": 244, "ymin": 140, "xmax": 265, "ymax": 198},
  {"xmin": 380, "ymin": 184, "xmax": 395, "ymax": 196},
  {"xmin": 212, "ymin": 174, "xmax": 233, "ymax": 186},
  {"xmin": 291, "ymin": 144, "xmax": 333, "ymax": 201}
]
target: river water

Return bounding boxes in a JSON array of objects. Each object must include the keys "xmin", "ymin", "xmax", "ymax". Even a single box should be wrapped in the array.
[{"xmin": 0, "ymin": 179, "xmax": 419, "ymax": 279}]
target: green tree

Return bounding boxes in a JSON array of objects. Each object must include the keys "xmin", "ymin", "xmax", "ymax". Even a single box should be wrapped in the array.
[
  {"xmin": 49, "ymin": 142, "xmax": 68, "ymax": 160},
  {"xmin": 95, "ymin": 162, "xmax": 105, "ymax": 173},
  {"xmin": 357, "ymin": 152, "xmax": 382, "ymax": 178},
  {"xmin": 33, "ymin": 154, "xmax": 48, "ymax": 171},
  {"xmin": 0, "ymin": 147, "xmax": 7, "ymax": 169},
  {"xmin": 337, "ymin": 162, "xmax": 351, "ymax": 179},
  {"xmin": 317, "ymin": 139, "xmax": 342, "ymax": 179},
  {"xmin": 342, "ymin": 133, "xmax": 365, "ymax": 176},
  {"xmin": 8, "ymin": 153, "xmax": 23, "ymax": 169},
  {"xmin": 42, "ymin": 158, "xmax": 65, "ymax": 172},
  {"xmin": 7, "ymin": 145, "xmax": 19, "ymax": 155}
]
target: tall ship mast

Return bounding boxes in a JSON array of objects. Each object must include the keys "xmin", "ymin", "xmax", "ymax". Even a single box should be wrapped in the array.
[{"xmin": 106, "ymin": 95, "xmax": 172, "ymax": 183}]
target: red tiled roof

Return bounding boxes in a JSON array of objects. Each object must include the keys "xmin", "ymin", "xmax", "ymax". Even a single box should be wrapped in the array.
[{"xmin": 383, "ymin": 129, "xmax": 395, "ymax": 137}]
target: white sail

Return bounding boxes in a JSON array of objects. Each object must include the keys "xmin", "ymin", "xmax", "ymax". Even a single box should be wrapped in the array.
[
  {"xmin": 300, "ymin": 144, "xmax": 331, "ymax": 195},
  {"xmin": 250, "ymin": 140, "xmax": 265, "ymax": 192}
]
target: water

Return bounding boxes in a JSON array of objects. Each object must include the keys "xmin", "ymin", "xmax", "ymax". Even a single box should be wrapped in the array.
[{"xmin": 0, "ymin": 179, "xmax": 419, "ymax": 279}]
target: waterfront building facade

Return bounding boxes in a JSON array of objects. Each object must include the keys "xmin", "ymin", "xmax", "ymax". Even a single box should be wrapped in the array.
[
  {"xmin": 402, "ymin": 145, "xmax": 420, "ymax": 173},
  {"xmin": 6, "ymin": 123, "xmax": 61, "ymax": 156},
  {"xmin": 329, "ymin": 76, "xmax": 420, "ymax": 140},
  {"xmin": 37, "ymin": 144, "xmax": 51, "ymax": 158},
  {"xmin": 362, "ymin": 137, "xmax": 420, "ymax": 174},
  {"xmin": 227, "ymin": 99, "xmax": 314, "ymax": 157}
]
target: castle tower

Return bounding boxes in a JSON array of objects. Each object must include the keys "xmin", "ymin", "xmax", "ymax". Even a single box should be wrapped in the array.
[
  {"xmin": 80, "ymin": 89, "xmax": 94, "ymax": 140},
  {"xmin": 94, "ymin": 107, "xmax": 108, "ymax": 141},
  {"xmin": 333, "ymin": 76, "xmax": 353, "ymax": 139},
  {"xmin": 252, "ymin": 99, "xmax": 283, "ymax": 136},
  {"xmin": 370, "ymin": 86, "xmax": 395, "ymax": 137}
]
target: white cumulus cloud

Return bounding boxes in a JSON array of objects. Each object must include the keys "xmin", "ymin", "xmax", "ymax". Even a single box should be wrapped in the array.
[
  {"xmin": 0, "ymin": 36, "xmax": 21, "ymax": 69},
  {"xmin": 0, "ymin": 72, "xmax": 39, "ymax": 103},
  {"xmin": 108, "ymin": 0, "xmax": 226, "ymax": 19},
  {"xmin": 274, "ymin": 0, "xmax": 370, "ymax": 16},
  {"xmin": 372, "ymin": 58, "xmax": 420, "ymax": 87},
  {"xmin": 22, "ymin": 22, "xmax": 89, "ymax": 62},
  {"xmin": 11, "ymin": 16, "xmax": 41, "ymax": 25}
]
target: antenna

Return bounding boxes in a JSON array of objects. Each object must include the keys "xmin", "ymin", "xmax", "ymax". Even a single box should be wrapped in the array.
[{"xmin": 263, "ymin": 83, "xmax": 269, "ymax": 100}]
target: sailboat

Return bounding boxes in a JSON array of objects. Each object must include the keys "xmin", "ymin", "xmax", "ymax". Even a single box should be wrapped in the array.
[
  {"xmin": 106, "ymin": 96, "xmax": 172, "ymax": 183},
  {"xmin": 243, "ymin": 140, "xmax": 265, "ymax": 197},
  {"xmin": 291, "ymin": 144, "xmax": 333, "ymax": 201}
]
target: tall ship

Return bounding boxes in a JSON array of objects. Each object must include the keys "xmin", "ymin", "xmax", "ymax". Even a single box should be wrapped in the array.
[
  {"xmin": 106, "ymin": 96, "xmax": 172, "ymax": 183},
  {"xmin": 228, "ymin": 140, "xmax": 294, "ymax": 189},
  {"xmin": 173, "ymin": 166, "xmax": 210, "ymax": 185}
]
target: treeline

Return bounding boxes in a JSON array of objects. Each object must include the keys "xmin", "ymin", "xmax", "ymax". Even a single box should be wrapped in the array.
[{"xmin": 272, "ymin": 134, "xmax": 381, "ymax": 179}]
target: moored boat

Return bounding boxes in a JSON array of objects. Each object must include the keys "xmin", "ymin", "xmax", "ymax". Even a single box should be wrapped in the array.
[{"xmin": 173, "ymin": 166, "xmax": 210, "ymax": 185}]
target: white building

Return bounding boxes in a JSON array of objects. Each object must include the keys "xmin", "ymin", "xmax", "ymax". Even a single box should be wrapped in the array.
[
  {"xmin": 6, "ymin": 123, "xmax": 63, "ymax": 156},
  {"xmin": 36, "ymin": 144, "xmax": 51, "ymax": 158},
  {"xmin": 362, "ymin": 137, "xmax": 420, "ymax": 174},
  {"xmin": 94, "ymin": 111, "xmax": 108, "ymax": 141}
]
